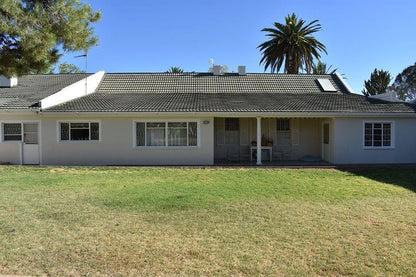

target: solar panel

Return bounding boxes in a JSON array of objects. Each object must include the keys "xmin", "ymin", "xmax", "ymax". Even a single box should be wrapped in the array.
[{"xmin": 317, "ymin": 79, "xmax": 337, "ymax": 92}]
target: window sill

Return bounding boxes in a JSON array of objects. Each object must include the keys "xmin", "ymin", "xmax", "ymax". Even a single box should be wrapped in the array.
[
  {"xmin": 363, "ymin": 146, "xmax": 395, "ymax": 150},
  {"xmin": 134, "ymin": 146, "xmax": 199, "ymax": 150},
  {"xmin": 58, "ymin": 140, "xmax": 101, "ymax": 144}
]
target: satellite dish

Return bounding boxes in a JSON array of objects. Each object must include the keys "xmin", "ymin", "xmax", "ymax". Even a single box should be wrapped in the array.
[{"xmin": 209, "ymin": 58, "xmax": 214, "ymax": 66}]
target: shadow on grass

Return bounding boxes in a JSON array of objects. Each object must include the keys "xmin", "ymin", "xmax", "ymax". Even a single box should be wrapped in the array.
[{"xmin": 338, "ymin": 166, "xmax": 416, "ymax": 193}]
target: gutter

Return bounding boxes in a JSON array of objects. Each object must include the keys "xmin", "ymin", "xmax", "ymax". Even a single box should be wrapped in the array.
[{"xmin": 38, "ymin": 111, "xmax": 416, "ymax": 118}]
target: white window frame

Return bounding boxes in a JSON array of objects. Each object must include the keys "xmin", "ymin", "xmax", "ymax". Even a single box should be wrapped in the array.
[
  {"xmin": 1, "ymin": 120, "xmax": 41, "ymax": 143},
  {"xmin": 2, "ymin": 122, "xmax": 23, "ymax": 142},
  {"xmin": 57, "ymin": 120, "xmax": 101, "ymax": 143},
  {"xmin": 362, "ymin": 121, "xmax": 395, "ymax": 149},
  {"xmin": 133, "ymin": 120, "xmax": 200, "ymax": 149}
]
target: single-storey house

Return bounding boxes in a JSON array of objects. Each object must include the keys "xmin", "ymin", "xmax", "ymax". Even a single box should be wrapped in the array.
[{"xmin": 0, "ymin": 66, "xmax": 415, "ymax": 166}]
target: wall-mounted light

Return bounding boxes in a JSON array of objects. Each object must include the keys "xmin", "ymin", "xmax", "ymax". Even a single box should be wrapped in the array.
[{"xmin": 203, "ymin": 120, "xmax": 210, "ymax": 124}]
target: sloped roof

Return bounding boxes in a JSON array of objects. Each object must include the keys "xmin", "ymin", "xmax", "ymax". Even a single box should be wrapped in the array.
[
  {"xmin": 0, "ymin": 74, "xmax": 90, "ymax": 109},
  {"xmin": 44, "ymin": 73, "xmax": 416, "ymax": 114},
  {"xmin": 96, "ymin": 73, "xmax": 346, "ymax": 94},
  {"xmin": 44, "ymin": 92, "xmax": 416, "ymax": 113},
  {"xmin": 1, "ymin": 72, "xmax": 415, "ymax": 114}
]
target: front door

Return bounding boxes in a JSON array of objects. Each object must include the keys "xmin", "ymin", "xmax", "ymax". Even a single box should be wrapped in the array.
[
  {"xmin": 224, "ymin": 118, "xmax": 240, "ymax": 161},
  {"xmin": 22, "ymin": 123, "xmax": 40, "ymax": 165}
]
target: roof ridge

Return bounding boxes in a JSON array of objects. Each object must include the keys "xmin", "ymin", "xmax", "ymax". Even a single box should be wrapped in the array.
[{"xmin": 103, "ymin": 72, "xmax": 333, "ymax": 76}]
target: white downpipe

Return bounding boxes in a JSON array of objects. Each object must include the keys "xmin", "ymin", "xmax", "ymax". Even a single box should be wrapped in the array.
[{"xmin": 256, "ymin": 117, "xmax": 262, "ymax": 165}]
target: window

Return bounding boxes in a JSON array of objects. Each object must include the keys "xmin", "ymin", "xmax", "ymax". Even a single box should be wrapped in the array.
[
  {"xmin": 136, "ymin": 121, "xmax": 198, "ymax": 147},
  {"xmin": 59, "ymin": 122, "xmax": 99, "ymax": 141},
  {"xmin": 3, "ymin": 123, "xmax": 22, "ymax": 141},
  {"xmin": 276, "ymin": 119, "xmax": 291, "ymax": 146},
  {"xmin": 364, "ymin": 122, "xmax": 393, "ymax": 148},
  {"xmin": 225, "ymin": 118, "xmax": 239, "ymax": 131},
  {"xmin": 276, "ymin": 119, "xmax": 290, "ymax": 131}
]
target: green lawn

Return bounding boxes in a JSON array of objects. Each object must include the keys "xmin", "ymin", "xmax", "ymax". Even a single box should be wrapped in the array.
[{"xmin": 0, "ymin": 166, "xmax": 415, "ymax": 276}]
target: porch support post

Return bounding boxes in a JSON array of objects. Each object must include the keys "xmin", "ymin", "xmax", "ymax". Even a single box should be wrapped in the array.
[{"xmin": 256, "ymin": 116, "xmax": 262, "ymax": 165}]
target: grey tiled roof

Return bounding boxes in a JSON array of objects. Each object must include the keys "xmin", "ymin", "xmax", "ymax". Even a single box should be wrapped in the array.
[
  {"xmin": 45, "ymin": 92, "xmax": 416, "ymax": 113},
  {"xmin": 0, "ymin": 74, "xmax": 90, "ymax": 109},
  {"xmin": 97, "ymin": 73, "xmax": 347, "ymax": 94},
  {"xmin": 1, "ymin": 72, "xmax": 415, "ymax": 114}
]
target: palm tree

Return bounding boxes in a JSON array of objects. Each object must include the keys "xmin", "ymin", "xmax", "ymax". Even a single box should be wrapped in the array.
[
  {"xmin": 166, "ymin": 67, "xmax": 184, "ymax": 73},
  {"xmin": 312, "ymin": 61, "xmax": 337, "ymax": 74},
  {"xmin": 258, "ymin": 13, "xmax": 327, "ymax": 74}
]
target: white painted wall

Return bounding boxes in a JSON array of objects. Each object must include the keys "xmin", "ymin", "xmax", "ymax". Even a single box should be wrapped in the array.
[
  {"xmin": 333, "ymin": 117, "xmax": 416, "ymax": 164},
  {"xmin": 1, "ymin": 113, "xmax": 416, "ymax": 166},
  {"xmin": 297, "ymin": 119, "xmax": 322, "ymax": 159},
  {"xmin": 0, "ymin": 143, "xmax": 21, "ymax": 164},
  {"xmin": 41, "ymin": 116, "xmax": 214, "ymax": 165}
]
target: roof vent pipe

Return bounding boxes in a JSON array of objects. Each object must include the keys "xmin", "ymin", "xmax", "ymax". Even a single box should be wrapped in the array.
[
  {"xmin": 0, "ymin": 75, "xmax": 18, "ymax": 88},
  {"xmin": 238, "ymin": 66, "xmax": 246, "ymax": 75},
  {"xmin": 212, "ymin": 65, "xmax": 221, "ymax": 75}
]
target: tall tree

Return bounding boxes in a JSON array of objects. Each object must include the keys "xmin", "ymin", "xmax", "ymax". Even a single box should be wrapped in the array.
[
  {"xmin": 0, "ymin": 0, "xmax": 101, "ymax": 77},
  {"xmin": 257, "ymin": 13, "xmax": 327, "ymax": 74},
  {"xmin": 166, "ymin": 66, "xmax": 184, "ymax": 73},
  {"xmin": 390, "ymin": 63, "xmax": 416, "ymax": 101},
  {"xmin": 362, "ymin": 69, "xmax": 392, "ymax": 96},
  {"xmin": 312, "ymin": 61, "xmax": 337, "ymax": 74}
]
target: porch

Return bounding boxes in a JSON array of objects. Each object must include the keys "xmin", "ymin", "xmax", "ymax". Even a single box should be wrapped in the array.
[{"xmin": 213, "ymin": 117, "xmax": 333, "ymax": 165}]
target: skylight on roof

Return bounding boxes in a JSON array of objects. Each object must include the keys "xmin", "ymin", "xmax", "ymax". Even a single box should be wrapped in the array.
[{"xmin": 317, "ymin": 79, "xmax": 337, "ymax": 92}]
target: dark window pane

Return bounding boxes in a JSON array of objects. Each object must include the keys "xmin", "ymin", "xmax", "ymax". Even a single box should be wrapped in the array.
[
  {"xmin": 277, "ymin": 119, "xmax": 290, "ymax": 131},
  {"xmin": 90, "ymin": 123, "xmax": 99, "ymax": 140},
  {"xmin": 147, "ymin": 123, "xmax": 165, "ymax": 128},
  {"xmin": 225, "ymin": 118, "xmax": 239, "ymax": 131},
  {"xmin": 71, "ymin": 128, "xmax": 90, "ymax": 140},
  {"xmin": 3, "ymin": 123, "xmax": 22, "ymax": 141},
  {"xmin": 168, "ymin": 122, "xmax": 186, "ymax": 128},
  {"xmin": 136, "ymin": 123, "xmax": 145, "ymax": 146},
  {"xmin": 4, "ymin": 135, "xmax": 22, "ymax": 141},
  {"xmin": 4, "ymin": 123, "xmax": 21, "ymax": 135},
  {"xmin": 323, "ymin": 124, "xmax": 329, "ymax": 144},
  {"xmin": 60, "ymin": 123, "xmax": 69, "ymax": 140},
  {"xmin": 188, "ymin": 122, "xmax": 197, "ymax": 146},
  {"xmin": 71, "ymin": 123, "xmax": 89, "ymax": 129}
]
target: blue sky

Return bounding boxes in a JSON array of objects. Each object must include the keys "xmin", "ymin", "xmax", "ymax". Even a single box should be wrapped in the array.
[{"xmin": 62, "ymin": 0, "xmax": 416, "ymax": 94}]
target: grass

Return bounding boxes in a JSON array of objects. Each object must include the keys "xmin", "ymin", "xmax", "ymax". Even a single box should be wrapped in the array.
[{"xmin": 0, "ymin": 166, "xmax": 415, "ymax": 276}]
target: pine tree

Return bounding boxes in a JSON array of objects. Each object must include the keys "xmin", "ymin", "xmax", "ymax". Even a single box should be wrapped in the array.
[
  {"xmin": 390, "ymin": 63, "xmax": 416, "ymax": 101},
  {"xmin": 362, "ymin": 69, "xmax": 392, "ymax": 96},
  {"xmin": 0, "ymin": 0, "xmax": 101, "ymax": 77}
]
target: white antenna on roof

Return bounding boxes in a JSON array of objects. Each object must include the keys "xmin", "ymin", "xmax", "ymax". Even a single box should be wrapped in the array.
[
  {"xmin": 209, "ymin": 58, "xmax": 214, "ymax": 66},
  {"xmin": 74, "ymin": 44, "xmax": 100, "ymax": 95},
  {"xmin": 74, "ymin": 53, "xmax": 88, "ymax": 95}
]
